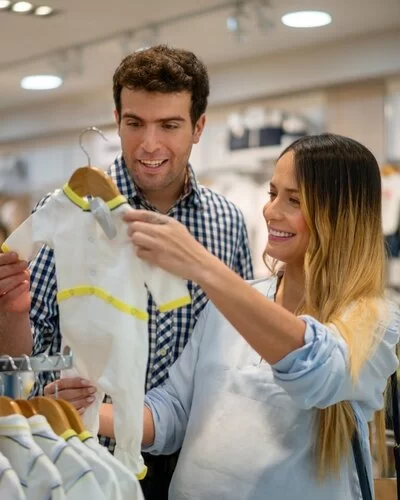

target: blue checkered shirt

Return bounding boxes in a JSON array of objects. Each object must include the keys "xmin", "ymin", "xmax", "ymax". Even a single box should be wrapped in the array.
[{"xmin": 29, "ymin": 155, "xmax": 254, "ymax": 451}]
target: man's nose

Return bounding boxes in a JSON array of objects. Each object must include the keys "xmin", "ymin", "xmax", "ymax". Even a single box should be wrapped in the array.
[{"xmin": 141, "ymin": 128, "xmax": 160, "ymax": 153}]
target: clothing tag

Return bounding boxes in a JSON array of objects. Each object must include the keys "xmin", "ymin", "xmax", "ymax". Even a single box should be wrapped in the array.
[{"xmin": 89, "ymin": 197, "xmax": 117, "ymax": 240}]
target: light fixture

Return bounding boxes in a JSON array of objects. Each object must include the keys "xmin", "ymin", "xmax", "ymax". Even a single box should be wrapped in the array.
[
  {"xmin": 0, "ymin": 0, "xmax": 11, "ymax": 9},
  {"xmin": 11, "ymin": 1, "xmax": 33, "ymax": 13},
  {"xmin": 34, "ymin": 5, "xmax": 53, "ymax": 16},
  {"xmin": 21, "ymin": 74, "xmax": 63, "ymax": 90},
  {"xmin": 253, "ymin": 0, "xmax": 274, "ymax": 32},
  {"xmin": 281, "ymin": 10, "xmax": 332, "ymax": 28},
  {"xmin": 226, "ymin": 2, "xmax": 250, "ymax": 42}
]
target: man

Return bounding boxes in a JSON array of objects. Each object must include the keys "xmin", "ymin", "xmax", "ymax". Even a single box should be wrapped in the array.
[{"xmin": 0, "ymin": 45, "xmax": 253, "ymax": 498}]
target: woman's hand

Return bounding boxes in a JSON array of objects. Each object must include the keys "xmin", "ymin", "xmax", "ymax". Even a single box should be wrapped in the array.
[
  {"xmin": 123, "ymin": 210, "xmax": 214, "ymax": 282},
  {"xmin": 44, "ymin": 377, "xmax": 96, "ymax": 415}
]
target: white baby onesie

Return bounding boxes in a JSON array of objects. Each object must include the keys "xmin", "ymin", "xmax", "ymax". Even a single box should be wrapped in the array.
[
  {"xmin": 2, "ymin": 183, "xmax": 191, "ymax": 477},
  {"xmin": 79, "ymin": 430, "xmax": 144, "ymax": 500},
  {"xmin": 62, "ymin": 429, "xmax": 122, "ymax": 500},
  {"xmin": 28, "ymin": 414, "xmax": 105, "ymax": 499},
  {"xmin": 0, "ymin": 451, "xmax": 26, "ymax": 499},
  {"xmin": 0, "ymin": 414, "xmax": 65, "ymax": 499}
]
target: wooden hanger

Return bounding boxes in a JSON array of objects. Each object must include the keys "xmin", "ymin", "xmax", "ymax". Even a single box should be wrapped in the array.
[
  {"xmin": 68, "ymin": 166, "xmax": 121, "ymax": 202},
  {"xmin": 68, "ymin": 126, "xmax": 121, "ymax": 202},
  {"xmin": 15, "ymin": 399, "xmax": 37, "ymax": 418},
  {"xmin": 29, "ymin": 396, "xmax": 71, "ymax": 435},
  {"xmin": 56, "ymin": 399, "xmax": 85, "ymax": 434},
  {"xmin": 0, "ymin": 396, "xmax": 23, "ymax": 416}
]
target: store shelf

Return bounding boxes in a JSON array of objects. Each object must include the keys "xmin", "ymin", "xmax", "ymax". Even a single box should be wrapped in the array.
[{"xmin": 206, "ymin": 144, "xmax": 284, "ymax": 173}]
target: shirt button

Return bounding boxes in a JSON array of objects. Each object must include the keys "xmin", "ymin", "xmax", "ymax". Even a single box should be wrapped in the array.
[
  {"xmin": 88, "ymin": 236, "xmax": 95, "ymax": 243},
  {"xmin": 158, "ymin": 348, "xmax": 168, "ymax": 357},
  {"xmin": 89, "ymin": 269, "xmax": 96, "ymax": 277}
]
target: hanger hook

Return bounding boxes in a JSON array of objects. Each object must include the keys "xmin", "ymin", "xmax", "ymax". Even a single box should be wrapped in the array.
[
  {"xmin": 6, "ymin": 355, "xmax": 18, "ymax": 372},
  {"xmin": 22, "ymin": 354, "xmax": 33, "ymax": 372},
  {"xmin": 79, "ymin": 126, "xmax": 108, "ymax": 167}
]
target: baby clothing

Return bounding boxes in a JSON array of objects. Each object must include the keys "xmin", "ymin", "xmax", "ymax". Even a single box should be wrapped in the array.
[{"xmin": 2, "ymin": 181, "xmax": 191, "ymax": 476}]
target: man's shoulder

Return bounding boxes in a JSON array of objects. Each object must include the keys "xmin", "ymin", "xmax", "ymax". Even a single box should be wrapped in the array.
[{"xmin": 197, "ymin": 184, "xmax": 244, "ymax": 219}]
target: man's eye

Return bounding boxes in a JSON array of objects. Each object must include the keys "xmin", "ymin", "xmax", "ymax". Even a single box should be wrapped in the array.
[{"xmin": 163, "ymin": 123, "xmax": 178, "ymax": 130}]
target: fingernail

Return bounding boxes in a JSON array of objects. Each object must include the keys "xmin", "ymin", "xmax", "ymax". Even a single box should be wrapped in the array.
[
  {"xmin": 86, "ymin": 396, "xmax": 95, "ymax": 403},
  {"xmin": 78, "ymin": 408, "xmax": 84, "ymax": 415},
  {"xmin": 80, "ymin": 379, "xmax": 91, "ymax": 385},
  {"xmin": 88, "ymin": 387, "xmax": 96, "ymax": 394}
]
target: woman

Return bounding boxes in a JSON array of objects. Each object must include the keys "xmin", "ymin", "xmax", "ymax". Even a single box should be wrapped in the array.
[{"xmin": 123, "ymin": 133, "xmax": 399, "ymax": 500}]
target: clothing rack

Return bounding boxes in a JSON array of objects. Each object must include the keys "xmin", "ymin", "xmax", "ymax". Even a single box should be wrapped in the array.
[{"xmin": 0, "ymin": 347, "xmax": 72, "ymax": 374}]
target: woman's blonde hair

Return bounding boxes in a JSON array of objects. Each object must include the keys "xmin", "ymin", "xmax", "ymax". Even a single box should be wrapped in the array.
[{"xmin": 266, "ymin": 134, "xmax": 388, "ymax": 479}]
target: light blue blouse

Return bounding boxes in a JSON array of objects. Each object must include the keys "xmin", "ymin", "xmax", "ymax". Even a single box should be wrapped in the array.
[{"xmin": 144, "ymin": 277, "xmax": 400, "ymax": 500}]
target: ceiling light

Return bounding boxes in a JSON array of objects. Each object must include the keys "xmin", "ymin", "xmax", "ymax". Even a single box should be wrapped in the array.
[
  {"xmin": 34, "ymin": 5, "xmax": 53, "ymax": 16},
  {"xmin": 21, "ymin": 74, "xmax": 63, "ymax": 90},
  {"xmin": 0, "ymin": 1, "xmax": 11, "ymax": 9},
  {"xmin": 12, "ymin": 1, "xmax": 33, "ymax": 13},
  {"xmin": 281, "ymin": 10, "xmax": 332, "ymax": 28},
  {"xmin": 226, "ymin": 2, "xmax": 250, "ymax": 42}
]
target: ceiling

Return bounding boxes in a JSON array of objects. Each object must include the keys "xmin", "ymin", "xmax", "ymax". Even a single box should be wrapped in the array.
[{"xmin": 1, "ymin": 0, "xmax": 400, "ymax": 112}]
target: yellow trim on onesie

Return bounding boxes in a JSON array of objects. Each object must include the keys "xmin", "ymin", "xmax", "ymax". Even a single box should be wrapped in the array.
[
  {"xmin": 57, "ymin": 286, "xmax": 149, "ymax": 321},
  {"xmin": 63, "ymin": 183, "xmax": 127, "ymax": 211},
  {"xmin": 136, "ymin": 466, "xmax": 148, "ymax": 480},
  {"xmin": 60, "ymin": 429, "xmax": 78, "ymax": 441},
  {"xmin": 1, "ymin": 243, "xmax": 10, "ymax": 253},
  {"xmin": 158, "ymin": 295, "xmax": 192, "ymax": 313},
  {"xmin": 77, "ymin": 431, "xmax": 148, "ymax": 480},
  {"xmin": 78, "ymin": 430, "xmax": 92, "ymax": 442}
]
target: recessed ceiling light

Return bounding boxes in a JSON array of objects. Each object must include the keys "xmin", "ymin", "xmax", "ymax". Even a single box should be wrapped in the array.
[
  {"xmin": 0, "ymin": 0, "xmax": 11, "ymax": 9},
  {"xmin": 21, "ymin": 75, "xmax": 63, "ymax": 90},
  {"xmin": 34, "ymin": 5, "xmax": 53, "ymax": 16},
  {"xmin": 12, "ymin": 1, "xmax": 33, "ymax": 13},
  {"xmin": 281, "ymin": 10, "xmax": 332, "ymax": 28}
]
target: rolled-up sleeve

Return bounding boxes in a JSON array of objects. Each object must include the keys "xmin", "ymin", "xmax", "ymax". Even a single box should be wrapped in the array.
[
  {"xmin": 143, "ymin": 304, "xmax": 210, "ymax": 455},
  {"xmin": 272, "ymin": 307, "xmax": 399, "ymax": 417}
]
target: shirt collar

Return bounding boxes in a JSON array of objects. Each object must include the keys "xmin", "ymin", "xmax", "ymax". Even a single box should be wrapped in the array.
[{"xmin": 109, "ymin": 154, "xmax": 202, "ymax": 209}]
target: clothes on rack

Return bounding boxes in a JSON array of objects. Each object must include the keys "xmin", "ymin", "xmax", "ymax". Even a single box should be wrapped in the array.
[
  {"xmin": 382, "ymin": 169, "xmax": 400, "ymax": 252},
  {"xmin": 29, "ymin": 415, "xmax": 106, "ymax": 499},
  {"xmin": 0, "ymin": 450, "xmax": 26, "ymax": 500},
  {"xmin": 1, "ymin": 180, "xmax": 191, "ymax": 478},
  {"xmin": 0, "ymin": 414, "xmax": 65, "ymax": 499},
  {"xmin": 79, "ymin": 430, "xmax": 144, "ymax": 500},
  {"xmin": 0, "ymin": 399, "xmax": 143, "ymax": 499}
]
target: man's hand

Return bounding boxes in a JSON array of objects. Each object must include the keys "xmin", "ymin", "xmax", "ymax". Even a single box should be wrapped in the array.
[
  {"xmin": 0, "ymin": 252, "xmax": 31, "ymax": 314},
  {"xmin": 44, "ymin": 377, "xmax": 97, "ymax": 415}
]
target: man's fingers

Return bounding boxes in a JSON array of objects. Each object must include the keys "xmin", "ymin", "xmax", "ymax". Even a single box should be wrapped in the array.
[
  {"xmin": 0, "ymin": 252, "xmax": 19, "ymax": 264},
  {"xmin": 0, "ymin": 261, "xmax": 28, "ymax": 281},
  {"xmin": 0, "ymin": 273, "xmax": 29, "ymax": 295},
  {"xmin": 123, "ymin": 210, "xmax": 170, "ymax": 225},
  {"xmin": 130, "ymin": 232, "xmax": 159, "ymax": 251}
]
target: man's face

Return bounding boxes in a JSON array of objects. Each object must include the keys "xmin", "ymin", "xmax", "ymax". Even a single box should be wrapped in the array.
[{"xmin": 115, "ymin": 88, "xmax": 205, "ymax": 198}]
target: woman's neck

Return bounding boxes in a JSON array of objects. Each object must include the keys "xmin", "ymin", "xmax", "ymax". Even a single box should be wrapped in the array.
[{"xmin": 275, "ymin": 265, "xmax": 305, "ymax": 314}]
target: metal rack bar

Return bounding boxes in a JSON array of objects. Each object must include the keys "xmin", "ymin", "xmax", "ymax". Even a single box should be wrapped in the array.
[{"xmin": 0, "ymin": 346, "xmax": 72, "ymax": 374}]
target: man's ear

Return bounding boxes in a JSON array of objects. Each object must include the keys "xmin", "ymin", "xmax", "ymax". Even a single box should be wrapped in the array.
[
  {"xmin": 193, "ymin": 114, "xmax": 206, "ymax": 144},
  {"xmin": 114, "ymin": 110, "xmax": 121, "ymax": 135}
]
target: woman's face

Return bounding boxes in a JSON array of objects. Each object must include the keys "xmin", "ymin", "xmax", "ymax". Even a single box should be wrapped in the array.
[{"xmin": 263, "ymin": 151, "xmax": 310, "ymax": 267}]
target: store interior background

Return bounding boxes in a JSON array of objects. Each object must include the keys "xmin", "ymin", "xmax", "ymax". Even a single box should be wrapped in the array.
[{"xmin": 0, "ymin": 0, "xmax": 399, "ymax": 280}]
